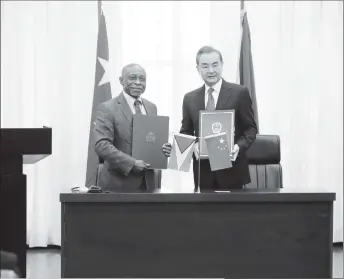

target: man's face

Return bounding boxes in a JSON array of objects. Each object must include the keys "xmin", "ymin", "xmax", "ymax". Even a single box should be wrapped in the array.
[
  {"xmin": 197, "ymin": 52, "xmax": 223, "ymax": 87},
  {"xmin": 119, "ymin": 65, "xmax": 146, "ymax": 98}
]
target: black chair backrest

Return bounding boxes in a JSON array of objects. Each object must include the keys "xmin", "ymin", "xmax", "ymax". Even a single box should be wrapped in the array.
[{"xmin": 245, "ymin": 135, "xmax": 282, "ymax": 189}]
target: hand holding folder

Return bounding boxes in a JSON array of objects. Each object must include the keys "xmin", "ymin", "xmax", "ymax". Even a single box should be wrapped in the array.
[
  {"xmin": 132, "ymin": 160, "xmax": 150, "ymax": 172},
  {"xmin": 162, "ymin": 143, "xmax": 172, "ymax": 157}
]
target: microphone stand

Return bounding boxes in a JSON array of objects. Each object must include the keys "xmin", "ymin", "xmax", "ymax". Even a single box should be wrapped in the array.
[
  {"xmin": 197, "ymin": 136, "xmax": 202, "ymax": 193},
  {"xmin": 198, "ymin": 148, "xmax": 201, "ymax": 193}
]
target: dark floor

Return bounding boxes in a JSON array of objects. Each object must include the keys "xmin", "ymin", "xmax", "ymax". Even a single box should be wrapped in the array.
[{"xmin": 26, "ymin": 244, "xmax": 343, "ymax": 278}]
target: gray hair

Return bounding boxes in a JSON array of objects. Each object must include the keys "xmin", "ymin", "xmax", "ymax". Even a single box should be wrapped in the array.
[
  {"xmin": 196, "ymin": 46, "xmax": 223, "ymax": 66},
  {"xmin": 121, "ymin": 63, "xmax": 146, "ymax": 76}
]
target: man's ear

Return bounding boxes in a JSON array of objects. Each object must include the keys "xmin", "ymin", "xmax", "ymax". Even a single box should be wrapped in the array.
[
  {"xmin": 119, "ymin": 76, "xmax": 123, "ymax": 85},
  {"xmin": 196, "ymin": 65, "xmax": 200, "ymax": 75}
]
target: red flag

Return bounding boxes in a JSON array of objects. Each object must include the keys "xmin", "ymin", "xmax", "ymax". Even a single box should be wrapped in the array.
[
  {"xmin": 237, "ymin": 2, "xmax": 259, "ymax": 132},
  {"xmin": 85, "ymin": 1, "xmax": 112, "ymax": 186}
]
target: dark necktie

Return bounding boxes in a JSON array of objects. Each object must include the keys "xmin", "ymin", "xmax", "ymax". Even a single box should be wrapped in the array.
[
  {"xmin": 134, "ymin": 99, "xmax": 143, "ymax": 115},
  {"xmin": 206, "ymin": 87, "xmax": 215, "ymax": 111}
]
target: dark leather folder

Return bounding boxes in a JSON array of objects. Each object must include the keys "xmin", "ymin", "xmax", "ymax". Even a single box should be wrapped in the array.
[{"xmin": 132, "ymin": 115, "xmax": 169, "ymax": 169}]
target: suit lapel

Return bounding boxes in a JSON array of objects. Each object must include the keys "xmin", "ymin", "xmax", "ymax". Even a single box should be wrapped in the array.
[
  {"xmin": 216, "ymin": 79, "xmax": 233, "ymax": 110},
  {"xmin": 196, "ymin": 85, "xmax": 206, "ymax": 111},
  {"xmin": 117, "ymin": 93, "xmax": 133, "ymax": 123},
  {"xmin": 142, "ymin": 99, "xmax": 154, "ymax": 115}
]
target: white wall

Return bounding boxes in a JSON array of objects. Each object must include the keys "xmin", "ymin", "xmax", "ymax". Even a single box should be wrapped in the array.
[{"xmin": 1, "ymin": 1, "xmax": 342, "ymax": 245}]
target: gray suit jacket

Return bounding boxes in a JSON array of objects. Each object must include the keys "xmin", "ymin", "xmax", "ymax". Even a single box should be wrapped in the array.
[{"xmin": 93, "ymin": 92, "xmax": 160, "ymax": 192}]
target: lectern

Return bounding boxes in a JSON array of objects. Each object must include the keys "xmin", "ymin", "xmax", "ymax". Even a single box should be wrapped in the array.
[{"xmin": 0, "ymin": 128, "xmax": 52, "ymax": 278}]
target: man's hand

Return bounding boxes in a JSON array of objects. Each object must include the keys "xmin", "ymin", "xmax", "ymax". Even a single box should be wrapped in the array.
[
  {"xmin": 230, "ymin": 144, "xmax": 240, "ymax": 161},
  {"xmin": 162, "ymin": 143, "xmax": 172, "ymax": 157},
  {"xmin": 132, "ymin": 160, "xmax": 150, "ymax": 172}
]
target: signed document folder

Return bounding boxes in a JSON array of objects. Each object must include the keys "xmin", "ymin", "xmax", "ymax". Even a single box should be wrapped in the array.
[
  {"xmin": 132, "ymin": 115, "xmax": 169, "ymax": 169},
  {"xmin": 199, "ymin": 110, "xmax": 235, "ymax": 159}
]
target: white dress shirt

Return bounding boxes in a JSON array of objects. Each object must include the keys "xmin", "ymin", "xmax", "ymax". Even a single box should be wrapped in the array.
[
  {"xmin": 204, "ymin": 78, "xmax": 222, "ymax": 108},
  {"xmin": 123, "ymin": 91, "xmax": 147, "ymax": 115}
]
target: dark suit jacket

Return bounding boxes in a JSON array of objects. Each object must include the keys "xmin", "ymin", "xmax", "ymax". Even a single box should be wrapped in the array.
[
  {"xmin": 93, "ymin": 92, "xmax": 160, "ymax": 192},
  {"xmin": 180, "ymin": 79, "xmax": 257, "ymax": 189}
]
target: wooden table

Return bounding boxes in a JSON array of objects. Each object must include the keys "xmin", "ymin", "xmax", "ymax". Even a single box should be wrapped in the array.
[{"xmin": 60, "ymin": 188, "xmax": 335, "ymax": 278}]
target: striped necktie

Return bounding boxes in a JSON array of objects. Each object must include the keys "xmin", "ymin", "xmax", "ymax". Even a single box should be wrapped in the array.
[
  {"xmin": 206, "ymin": 87, "xmax": 215, "ymax": 111},
  {"xmin": 134, "ymin": 99, "xmax": 143, "ymax": 115}
]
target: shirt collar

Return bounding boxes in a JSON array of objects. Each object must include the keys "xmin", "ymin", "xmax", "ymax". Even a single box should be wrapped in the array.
[
  {"xmin": 205, "ymin": 78, "xmax": 222, "ymax": 95},
  {"xmin": 122, "ymin": 91, "xmax": 143, "ymax": 106}
]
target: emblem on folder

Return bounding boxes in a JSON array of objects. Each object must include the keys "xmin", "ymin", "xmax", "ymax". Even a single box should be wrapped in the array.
[
  {"xmin": 212, "ymin": 122, "xmax": 222, "ymax": 134},
  {"xmin": 145, "ymin": 132, "xmax": 156, "ymax": 142}
]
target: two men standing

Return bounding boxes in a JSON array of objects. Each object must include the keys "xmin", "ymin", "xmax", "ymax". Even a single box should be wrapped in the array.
[{"xmin": 93, "ymin": 46, "xmax": 257, "ymax": 193}]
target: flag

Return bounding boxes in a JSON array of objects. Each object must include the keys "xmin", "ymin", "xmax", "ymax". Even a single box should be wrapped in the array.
[
  {"xmin": 204, "ymin": 132, "xmax": 232, "ymax": 171},
  {"xmin": 237, "ymin": 2, "xmax": 259, "ymax": 132},
  {"xmin": 168, "ymin": 133, "xmax": 197, "ymax": 172},
  {"xmin": 85, "ymin": 1, "xmax": 112, "ymax": 187}
]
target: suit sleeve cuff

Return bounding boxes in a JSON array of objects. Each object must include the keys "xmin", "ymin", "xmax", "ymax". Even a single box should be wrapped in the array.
[{"xmin": 122, "ymin": 159, "xmax": 136, "ymax": 176}]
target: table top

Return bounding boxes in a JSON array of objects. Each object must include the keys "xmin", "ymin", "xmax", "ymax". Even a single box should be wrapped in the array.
[{"xmin": 60, "ymin": 188, "xmax": 336, "ymax": 203}]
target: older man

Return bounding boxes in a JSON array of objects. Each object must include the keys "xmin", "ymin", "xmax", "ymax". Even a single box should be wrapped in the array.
[{"xmin": 94, "ymin": 64, "xmax": 168, "ymax": 192}]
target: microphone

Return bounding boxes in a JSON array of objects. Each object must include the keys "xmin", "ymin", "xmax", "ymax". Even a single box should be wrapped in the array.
[{"xmin": 71, "ymin": 185, "xmax": 103, "ymax": 193}]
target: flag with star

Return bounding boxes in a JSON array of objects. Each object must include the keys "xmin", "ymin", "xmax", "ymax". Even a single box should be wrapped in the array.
[
  {"xmin": 85, "ymin": 0, "xmax": 112, "ymax": 187},
  {"xmin": 168, "ymin": 133, "xmax": 197, "ymax": 172},
  {"xmin": 204, "ymin": 132, "xmax": 232, "ymax": 171}
]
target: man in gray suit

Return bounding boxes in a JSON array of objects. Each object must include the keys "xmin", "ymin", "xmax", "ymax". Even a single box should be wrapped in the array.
[{"xmin": 93, "ymin": 63, "xmax": 170, "ymax": 192}]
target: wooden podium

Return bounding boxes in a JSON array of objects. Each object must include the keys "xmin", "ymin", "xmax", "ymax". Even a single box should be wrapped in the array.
[{"xmin": 0, "ymin": 128, "xmax": 52, "ymax": 278}]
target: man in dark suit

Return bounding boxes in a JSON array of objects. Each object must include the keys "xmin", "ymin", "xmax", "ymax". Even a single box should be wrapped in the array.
[
  {"xmin": 93, "ymin": 63, "xmax": 167, "ymax": 192},
  {"xmin": 163, "ymin": 46, "xmax": 257, "ymax": 191}
]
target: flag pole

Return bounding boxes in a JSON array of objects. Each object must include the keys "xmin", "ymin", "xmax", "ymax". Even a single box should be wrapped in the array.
[
  {"xmin": 198, "ymin": 150, "xmax": 200, "ymax": 192},
  {"xmin": 98, "ymin": 1, "xmax": 102, "ymax": 22},
  {"xmin": 240, "ymin": 0, "xmax": 244, "ymax": 10}
]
